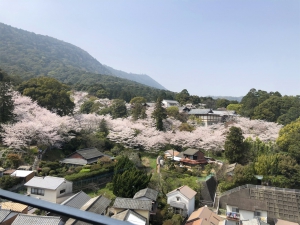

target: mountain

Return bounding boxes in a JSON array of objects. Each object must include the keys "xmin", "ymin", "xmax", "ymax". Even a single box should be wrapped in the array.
[
  {"xmin": 0, "ymin": 22, "xmax": 165, "ymax": 90},
  {"xmin": 104, "ymin": 65, "xmax": 166, "ymax": 90}
]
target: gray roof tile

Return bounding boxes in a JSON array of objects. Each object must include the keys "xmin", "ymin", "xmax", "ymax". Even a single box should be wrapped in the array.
[
  {"xmin": 0, "ymin": 209, "xmax": 11, "ymax": 222},
  {"xmin": 24, "ymin": 176, "xmax": 69, "ymax": 190},
  {"xmin": 61, "ymin": 191, "xmax": 91, "ymax": 209},
  {"xmin": 133, "ymin": 188, "xmax": 158, "ymax": 201},
  {"xmin": 112, "ymin": 209, "xmax": 147, "ymax": 224},
  {"xmin": 76, "ymin": 148, "xmax": 104, "ymax": 160},
  {"xmin": 183, "ymin": 148, "xmax": 199, "ymax": 156},
  {"xmin": 11, "ymin": 214, "xmax": 62, "ymax": 225},
  {"xmin": 113, "ymin": 198, "xmax": 152, "ymax": 211}
]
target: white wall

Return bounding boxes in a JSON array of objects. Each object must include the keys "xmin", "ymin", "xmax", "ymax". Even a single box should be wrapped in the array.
[
  {"xmin": 167, "ymin": 192, "xmax": 194, "ymax": 216},
  {"xmin": 226, "ymin": 205, "xmax": 267, "ymax": 221},
  {"xmin": 55, "ymin": 181, "xmax": 73, "ymax": 197},
  {"xmin": 27, "ymin": 187, "xmax": 57, "ymax": 203}
]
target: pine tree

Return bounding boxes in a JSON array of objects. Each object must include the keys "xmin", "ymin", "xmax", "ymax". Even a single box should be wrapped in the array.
[
  {"xmin": 152, "ymin": 97, "xmax": 167, "ymax": 131},
  {"xmin": 0, "ymin": 82, "xmax": 14, "ymax": 124}
]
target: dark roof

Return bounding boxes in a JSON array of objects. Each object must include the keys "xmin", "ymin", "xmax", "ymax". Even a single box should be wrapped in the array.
[
  {"xmin": 76, "ymin": 148, "xmax": 104, "ymax": 160},
  {"xmin": 67, "ymin": 195, "xmax": 111, "ymax": 225},
  {"xmin": 61, "ymin": 191, "xmax": 91, "ymax": 209},
  {"xmin": 113, "ymin": 198, "xmax": 152, "ymax": 211},
  {"xmin": 60, "ymin": 158, "xmax": 87, "ymax": 166},
  {"xmin": 11, "ymin": 214, "xmax": 62, "ymax": 225},
  {"xmin": 133, "ymin": 188, "xmax": 158, "ymax": 201},
  {"xmin": 183, "ymin": 148, "xmax": 199, "ymax": 156}
]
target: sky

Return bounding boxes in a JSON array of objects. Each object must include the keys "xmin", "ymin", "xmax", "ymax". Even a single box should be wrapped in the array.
[{"xmin": 0, "ymin": 0, "xmax": 299, "ymax": 97}]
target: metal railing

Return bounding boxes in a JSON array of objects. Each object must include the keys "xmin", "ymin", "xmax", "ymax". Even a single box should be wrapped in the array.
[{"xmin": 0, "ymin": 189, "xmax": 132, "ymax": 225}]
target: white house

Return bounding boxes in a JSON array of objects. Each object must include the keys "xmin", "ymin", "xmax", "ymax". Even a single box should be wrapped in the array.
[
  {"xmin": 162, "ymin": 99, "xmax": 180, "ymax": 108},
  {"xmin": 24, "ymin": 176, "xmax": 73, "ymax": 203},
  {"xmin": 226, "ymin": 204, "xmax": 268, "ymax": 223},
  {"xmin": 166, "ymin": 185, "xmax": 197, "ymax": 217}
]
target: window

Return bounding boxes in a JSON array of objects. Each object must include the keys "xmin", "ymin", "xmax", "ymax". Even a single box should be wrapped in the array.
[
  {"xmin": 176, "ymin": 197, "xmax": 180, "ymax": 201},
  {"xmin": 254, "ymin": 211, "xmax": 261, "ymax": 217},
  {"xmin": 232, "ymin": 207, "xmax": 239, "ymax": 213},
  {"xmin": 31, "ymin": 188, "xmax": 45, "ymax": 196},
  {"xmin": 60, "ymin": 189, "xmax": 66, "ymax": 194}
]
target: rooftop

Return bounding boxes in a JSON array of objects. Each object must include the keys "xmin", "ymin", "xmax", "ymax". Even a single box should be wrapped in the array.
[
  {"xmin": 24, "ymin": 176, "xmax": 69, "ymax": 190},
  {"xmin": 76, "ymin": 148, "xmax": 104, "ymax": 160},
  {"xmin": 187, "ymin": 206, "xmax": 224, "ymax": 225},
  {"xmin": 112, "ymin": 209, "xmax": 147, "ymax": 225},
  {"xmin": 11, "ymin": 214, "xmax": 62, "ymax": 225},
  {"xmin": 11, "ymin": 170, "xmax": 34, "ymax": 178},
  {"xmin": 113, "ymin": 198, "xmax": 152, "ymax": 211},
  {"xmin": 133, "ymin": 188, "xmax": 158, "ymax": 201},
  {"xmin": 1, "ymin": 202, "xmax": 28, "ymax": 212},
  {"xmin": 183, "ymin": 148, "xmax": 200, "ymax": 156},
  {"xmin": 61, "ymin": 191, "xmax": 91, "ymax": 209},
  {"xmin": 167, "ymin": 185, "xmax": 197, "ymax": 200}
]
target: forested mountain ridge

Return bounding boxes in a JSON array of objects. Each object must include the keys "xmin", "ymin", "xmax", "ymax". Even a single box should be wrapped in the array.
[
  {"xmin": 0, "ymin": 22, "xmax": 165, "ymax": 90},
  {"xmin": 104, "ymin": 65, "xmax": 166, "ymax": 90}
]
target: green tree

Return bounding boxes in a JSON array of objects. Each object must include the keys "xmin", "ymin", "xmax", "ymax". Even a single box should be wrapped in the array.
[
  {"xmin": 224, "ymin": 126, "xmax": 246, "ymax": 164},
  {"xmin": 0, "ymin": 82, "xmax": 14, "ymax": 124},
  {"xmin": 277, "ymin": 118, "xmax": 300, "ymax": 162},
  {"xmin": 18, "ymin": 77, "xmax": 74, "ymax": 116},
  {"xmin": 111, "ymin": 99, "xmax": 127, "ymax": 119},
  {"xmin": 175, "ymin": 89, "xmax": 190, "ymax": 105},
  {"xmin": 80, "ymin": 100, "xmax": 94, "ymax": 114},
  {"xmin": 130, "ymin": 97, "xmax": 147, "ymax": 121},
  {"xmin": 178, "ymin": 123, "xmax": 195, "ymax": 132},
  {"xmin": 166, "ymin": 106, "xmax": 179, "ymax": 118},
  {"xmin": 112, "ymin": 156, "xmax": 151, "ymax": 197},
  {"xmin": 227, "ymin": 104, "xmax": 242, "ymax": 114},
  {"xmin": 233, "ymin": 163, "xmax": 256, "ymax": 186},
  {"xmin": 152, "ymin": 97, "xmax": 167, "ymax": 131}
]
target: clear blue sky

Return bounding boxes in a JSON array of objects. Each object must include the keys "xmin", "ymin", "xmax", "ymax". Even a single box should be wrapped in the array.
[{"xmin": 0, "ymin": 0, "xmax": 299, "ymax": 96}]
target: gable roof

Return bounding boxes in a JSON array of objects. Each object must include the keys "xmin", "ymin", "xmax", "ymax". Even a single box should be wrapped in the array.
[
  {"xmin": 65, "ymin": 195, "xmax": 111, "ymax": 225},
  {"xmin": 186, "ymin": 206, "xmax": 224, "ymax": 225},
  {"xmin": 133, "ymin": 188, "xmax": 158, "ymax": 201},
  {"xmin": 76, "ymin": 148, "xmax": 104, "ymax": 160},
  {"xmin": 0, "ymin": 209, "xmax": 18, "ymax": 223},
  {"xmin": 24, "ymin": 176, "xmax": 69, "ymax": 190},
  {"xmin": 112, "ymin": 209, "xmax": 147, "ymax": 225},
  {"xmin": 183, "ymin": 148, "xmax": 200, "ymax": 156},
  {"xmin": 11, "ymin": 214, "xmax": 62, "ymax": 225},
  {"xmin": 61, "ymin": 191, "xmax": 91, "ymax": 209},
  {"xmin": 167, "ymin": 185, "xmax": 197, "ymax": 200},
  {"xmin": 113, "ymin": 198, "xmax": 152, "ymax": 211},
  {"xmin": 165, "ymin": 149, "xmax": 180, "ymax": 157},
  {"xmin": 11, "ymin": 170, "xmax": 34, "ymax": 178},
  {"xmin": 60, "ymin": 158, "xmax": 87, "ymax": 166},
  {"xmin": 1, "ymin": 202, "xmax": 28, "ymax": 212},
  {"xmin": 188, "ymin": 109, "xmax": 213, "ymax": 115}
]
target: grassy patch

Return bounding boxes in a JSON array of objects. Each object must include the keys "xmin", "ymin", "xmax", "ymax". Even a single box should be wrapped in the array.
[
  {"xmin": 141, "ymin": 154, "xmax": 157, "ymax": 173},
  {"xmin": 85, "ymin": 184, "xmax": 116, "ymax": 200}
]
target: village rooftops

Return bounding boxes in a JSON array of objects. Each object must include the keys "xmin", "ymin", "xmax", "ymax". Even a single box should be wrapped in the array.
[
  {"xmin": 11, "ymin": 214, "xmax": 63, "ymax": 225},
  {"xmin": 0, "ymin": 209, "xmax": 18, "ymax": 223},
  {"xmin": 167, "ymin": 185, "xmax": 197, "ymax": 200},
  {"xmin": 133, "ymin": 188, "xmax": 158, "ymax": 201},
  {"xmin": 113, "ymin": 198, "xmax": 152, "ymax": 211},
  {"xmin": 24, "ymin": 176, "xmax": 70, "ymax": 190}
]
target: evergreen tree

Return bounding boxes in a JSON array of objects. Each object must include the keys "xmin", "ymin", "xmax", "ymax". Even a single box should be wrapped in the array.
[
  {"xmin": 0, "ymin": 82, "xmax": 14, "ymax": 124},
  {"xmin": 152, "ymin": 97, "xmax": 167, "ymax": 131},
  {"xmin": 224, "ymin": 126, "xmax": 246, "ymax": 164},
  {"xmin": 111, "ymin": 99, "xmax": 127, "ymax": 119}
]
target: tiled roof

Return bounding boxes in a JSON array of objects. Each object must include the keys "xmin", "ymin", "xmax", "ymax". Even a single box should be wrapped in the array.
[
  {"xmin": 165, "ymin": 150, "xmax": 179, "ymax": 157},
  {"xmin": 112, "ymin": 209, "xmax": 147, "ymax": 225},
  {"xmin": 133, "ymin": 188, "xmax": 158, "ymax": 201},
  {"xmin": 76, "ymin": 148, "xmax": 104, "ymax": 160},
  {"xmin": 1, "ymin": 202, "xmax": 28, "ymax": 212},
  {"xmin": 0, "ymin": 209, "xmax": 11, "ymax": 222},
  {"xmin": 11, "ymin": 214, "xmax": 62, "ymax": 225},
  {"xmin": 167, "ymin": 185, "xmax": 197, "ymax": 200},
  {"xmin": 24, "ymin": 176, "xmax": 68, "ymax": 190},
  {"xmin": 188, "ymin": 109, "xmax": 212, "ymax": 115},
  {"xmin": 180, "ymin": 158, "xmax": 207, "ymax": 165},
  {"xmin": 60, "ymin": 158, "xmax": 87, "ymax": 166},
  {"xmin": 187, "ymin": 206, "xmax": 224, "ymax": 225},
  {"xmin": 183, "ymin": 148, "xmax": 200, "ymax": 156},
  {"xmin": 163, "ymin": 99, "xmax": 179, "ymax": 104},
  {"xmin": 113, "ymin": 198, "xmax": 152, "ymax": 211},
  {"xmin": 66, "ymin": 195, "xmax": 111, "ymax": 225},
  {"xmin": 61, "ymin": 191, "xmax": 91, "ymax": 209}
]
